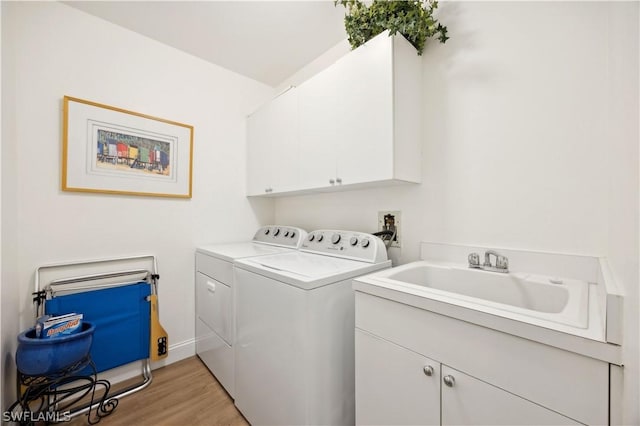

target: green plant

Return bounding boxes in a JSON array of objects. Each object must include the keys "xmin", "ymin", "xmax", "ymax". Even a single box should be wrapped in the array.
[{"xmin": 335, "ymin": 0, "xmax": 449, "ymax": 55}]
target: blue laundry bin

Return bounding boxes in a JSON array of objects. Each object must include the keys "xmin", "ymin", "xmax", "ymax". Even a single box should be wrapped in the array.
[{"xmin": 16, "ymin": 322, "xmax": 95, "ymax": 376}]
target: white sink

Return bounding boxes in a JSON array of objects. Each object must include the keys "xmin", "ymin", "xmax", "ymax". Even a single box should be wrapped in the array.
[
  {"xmin": 368, "ymin": 261, "xmax": 589, "ymax": 329},
  {"xmin": 353, "ymin": 243, "xmax": 624, "ymax": 364}
]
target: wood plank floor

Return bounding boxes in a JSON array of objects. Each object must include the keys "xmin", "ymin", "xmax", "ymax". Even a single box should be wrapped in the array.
[{"xmin": 68, "ymin": 357, "xmax": 248, "ymax": 426}]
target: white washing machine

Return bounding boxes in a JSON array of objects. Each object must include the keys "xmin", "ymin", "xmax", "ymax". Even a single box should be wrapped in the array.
[
  {"xmin": 233, "ymin": 230, "xmax": 392, "ymax": 425},
  {"xmin": 195, "ymin": 225, "xmax": 307, "ymax": 398}
]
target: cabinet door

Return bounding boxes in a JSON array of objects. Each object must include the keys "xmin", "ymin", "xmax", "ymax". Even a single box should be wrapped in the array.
[
  {"xmin": 441, "ymin": 365, "xmax": 579, "ymax": 426},
  {"xmin": 355, "ymin": 330, "xmax": 440, "ymax": 426},
  {"xmin": 246, "ymin": 89, "xmax": 299, "ymax": 195},
  {"xmin": 298, "ymin": 63, "xmax": 339, "ymax": 189},
  {"xmin": 335, "ymin": 33, "xmax": 394, "ymax": 185},
  {"xmin": 246, "ymin": 103, "xmax": 274, "ymax": 195}
]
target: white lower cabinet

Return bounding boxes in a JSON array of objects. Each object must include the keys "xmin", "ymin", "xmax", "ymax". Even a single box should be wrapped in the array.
[
  {"xmin": 354, "ymin": 292, "xmax": 611, "ymax": 425},
  {"xmin": 356, "ymin": 330, "xmax": 578, "ymax": 426},
  {"xmin": 356, "ymin": 330, "xmax": 439, "ymax": 426},
  {"xmin": 440, "ymin": 365, "xmax": 578, "ymax": 425}
]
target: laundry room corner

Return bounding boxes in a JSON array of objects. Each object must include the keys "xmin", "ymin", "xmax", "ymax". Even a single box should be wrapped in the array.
[{"xmin": 0, "ymin": 0, "xmax": 276, "ymax": 407}]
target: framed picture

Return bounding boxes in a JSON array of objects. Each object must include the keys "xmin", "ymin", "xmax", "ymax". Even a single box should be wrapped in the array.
[{"xmin": 62, "ymin": 96, "xmax": 194, "ymax": 198}]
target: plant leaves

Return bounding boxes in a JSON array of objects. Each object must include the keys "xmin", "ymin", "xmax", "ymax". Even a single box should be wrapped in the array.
[{"xmin": 335, "ymin": 0, "xmax": 449, "ymax": 53}]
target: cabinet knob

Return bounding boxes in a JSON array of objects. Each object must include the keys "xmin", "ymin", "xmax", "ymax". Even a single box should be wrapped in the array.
[
  {"xmin": 443, "ymin": 375, "xmax": 455, "ymax": 387},
  {"xmin": 336, "ymin": 177, "xmax": 343, "ymax": 184},
  {"xmin": 423, "ymin": 365, "xmax": 434, "ymax": 377},
  {"xmin": 329, "ymin": 179, "xmax": 335, "ymax": 185}
]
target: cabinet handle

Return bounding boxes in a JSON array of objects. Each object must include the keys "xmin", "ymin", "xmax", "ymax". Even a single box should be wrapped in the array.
[
  {"xmin": 329, "ymin": 179, "xmax": 335, "ymax": 185},
  {"xmin": 423, "ymin": 365, "xmax": 434, "ymax": 377},
  {"xmin": 336, "ymin": 177, "xmax": 342, "ymax": 184},
  {"xmin": 443, "ymin": 375, "xmax": 455, "ymax": 387}
]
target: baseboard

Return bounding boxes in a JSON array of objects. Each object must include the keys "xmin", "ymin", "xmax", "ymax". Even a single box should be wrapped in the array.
[
  {"xmin": 97, "ymin": 338, "xmax": 196, "ymax": 385},
  {"xmin": 151, "ymin": 337, "xmax": 196, "ymax": 369}
]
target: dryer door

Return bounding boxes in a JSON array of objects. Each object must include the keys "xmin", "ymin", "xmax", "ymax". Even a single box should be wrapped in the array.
[{"xmin": 196, "ymin": 272, "xmax": 232, "ymax": 344}]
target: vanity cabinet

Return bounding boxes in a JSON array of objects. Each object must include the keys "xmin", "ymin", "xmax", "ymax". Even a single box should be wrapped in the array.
[
  {"xmin": 355, "ymin": 329, "xmax": 439, "ymax": 425},
  {"xmin": 246, "ymin": 88, "xmax": 299, "ymax": 196},
  {"xmin": 354, "ymin": 292, "xmax": 609, "ymax": 425},
  {"xmin": 247, "ymin": 30, "xmax": 422, "ymax": 196},
  {"xmin": 356, "ymin": 330, "xmax": 578, "ymax": 426},
  {"xmin": 440, "ymin": 365, "xmax": 578, "ymax": 425}
]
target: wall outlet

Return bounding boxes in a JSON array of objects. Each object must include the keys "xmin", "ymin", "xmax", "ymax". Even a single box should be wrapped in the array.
[{"xmin": 377, "ymin": 210, "xmax": 401, "ymax": 248}]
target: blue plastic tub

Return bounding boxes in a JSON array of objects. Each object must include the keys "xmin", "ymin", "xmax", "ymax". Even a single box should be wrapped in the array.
[{"xmin": 16, "ymin": 322, "xmax": 94, "ymax": 376}]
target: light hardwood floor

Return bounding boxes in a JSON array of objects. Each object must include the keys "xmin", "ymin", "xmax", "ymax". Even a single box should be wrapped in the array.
[{"xmin": 68, "ymin": 357, "xmax": 248, "ymax": 426}]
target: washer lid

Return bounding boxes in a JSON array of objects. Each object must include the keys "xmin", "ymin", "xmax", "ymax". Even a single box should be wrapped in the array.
[
  {"xmin": 235, "ymin": 251, "xmax": 392, "ymax": 289},
  {"xmin": 196, "ymin": 242, "xmax": 292, "ymax": 262}
]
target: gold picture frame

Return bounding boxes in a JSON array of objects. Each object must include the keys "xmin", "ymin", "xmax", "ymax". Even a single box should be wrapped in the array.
[{"xmin": 62, "ymin": 96, "xmax": 194, "ymax": 198}]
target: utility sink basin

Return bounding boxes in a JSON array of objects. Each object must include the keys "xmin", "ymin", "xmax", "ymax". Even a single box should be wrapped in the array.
[{"xmin": 366, "ymin": 261, "xmax": 589, "ymax": 329}]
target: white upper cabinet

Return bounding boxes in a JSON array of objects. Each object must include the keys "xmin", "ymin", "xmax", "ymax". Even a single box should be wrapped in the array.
[
  {"xmin": 297, "ymin": 60, "xmax": 339, "ymax": 190},
  {"xmin": 246, "ymin": 88, "xmax": 299, "ymax": 196},
  {"xmin": 247, "ymin": 30, "xmax": 421, "ymax": 196},
  {"xmin": 334, "ymin": 31, "xmax": 395, "ymax": 186}
]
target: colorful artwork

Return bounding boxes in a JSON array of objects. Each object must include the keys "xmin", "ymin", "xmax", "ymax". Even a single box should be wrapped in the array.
[
  {"xmin": 63, "ymin": 96, "xmax": 193, "ymax": 198},
  {"xmin": 96, "ymin": 130, "xmax": 171, "ymax": 176}
]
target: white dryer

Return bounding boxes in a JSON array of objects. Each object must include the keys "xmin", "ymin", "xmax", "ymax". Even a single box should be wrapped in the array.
[
  {"xmin": 195, "ymin": 225, "xmax": 307, "ymax": 398},
  {"xmin": 233, "ymin": 230, "xmax": 391, "ymax": 425}
]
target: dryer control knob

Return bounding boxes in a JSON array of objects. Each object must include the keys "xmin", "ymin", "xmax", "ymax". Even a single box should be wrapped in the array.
[
  {"xmin": 332, "ymin": 234, "xmax": 341, "ymax": 244},
  {"xmin": 290, "ymin": 231, "xmax": 296, "ymax": 238},
  {"xmin": 264, "ymin": 228, "xmax": 270, "ymax": 235},
  {"xmin": 361, "ymin": 239, "xmax": 370, "ymax": 248},
  {"xmin": 308, "ymin": 234, "xmax": 315, "ymax": 241},
  {"xmin": 317, "ymin": 234, "xmax": 324, "ymax": 242},
  {"xmin": 273, "ymin": 228, "xmax": 281, "ymax": 236},
  {"xmin": 350, "ymin": 237, "xmax": 358, "ymax": 246},
  {"xmin": 284, "ymin": 231, "xmax": 290, "ymax": 237}
]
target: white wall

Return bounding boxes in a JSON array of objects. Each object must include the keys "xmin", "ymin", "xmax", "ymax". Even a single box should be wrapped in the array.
[
  {"xmin": 0, "ymin": 0, "xmax": 4, "ymax": 409},
  {"xmin": 605, "ymin": 2, "xmax": 640, "ymax": 422},
  {"xmin": 1, "ymin": 1, "xmax": 274, "ymax": 406},
  {"xmin": 275, "ymin": 2, "xmax": 639, "ymax": 423},
  {"xmin": 1, "ymin": 1, "xmax": 20, "ymax": 411}
]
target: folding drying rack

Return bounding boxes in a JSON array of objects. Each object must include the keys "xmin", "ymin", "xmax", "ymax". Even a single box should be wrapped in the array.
[{"xmin": 29, "ymin": 254, "xmax": 161, "ymax": 421}]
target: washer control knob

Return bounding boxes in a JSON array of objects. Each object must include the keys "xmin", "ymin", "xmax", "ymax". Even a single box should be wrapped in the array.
[
  {"xmin": 331, "ymin": 234, "xmax": 341, "ymax": 244},
  {"xmin": 308, "ymin": 234, "xmax": 315, "ymax": 241},
  {"xmin": 317, "ymin": 234, "xmax": 324, "ymax": 242},
  {"xmin": 273, "ymin": 228, "xmax": 280, "ymax": 236},
  {"xmin": 350, "ymin": 237, "xmax": 358, "ymax": 246},
  {"xmin": 290, "ymin": 231, "xmax": 296, "ymax": 239},
  {"xmin": 264, "ymin": 228, "xmax": 270, "ymax": 235},
  {"xmin": 284, "ymin": 231, "xmax": 290, "ymax": 237},
  {"xmin": 361, "ymin": 239, "xmax": 370, "ymax": 248}
]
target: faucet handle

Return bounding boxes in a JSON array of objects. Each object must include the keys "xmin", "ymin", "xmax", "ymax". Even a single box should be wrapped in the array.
[
  {"xmin": 496, "ymin": 255, "xmax": 509, "ymax": 271},
  {"xmin": 468, "ymin": 252, "xmax": 480, "ymax": 267}
]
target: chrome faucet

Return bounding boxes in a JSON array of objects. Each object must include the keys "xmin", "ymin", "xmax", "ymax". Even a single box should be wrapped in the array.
[{"xmin": 468, "ymin": 250, "xmax": 509, "ymax": 273}]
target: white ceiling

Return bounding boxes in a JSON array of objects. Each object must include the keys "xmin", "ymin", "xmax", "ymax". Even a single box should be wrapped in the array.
[{"xmin": 65, "ymin": 1, "xmax": 348, "ymax": 87}]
